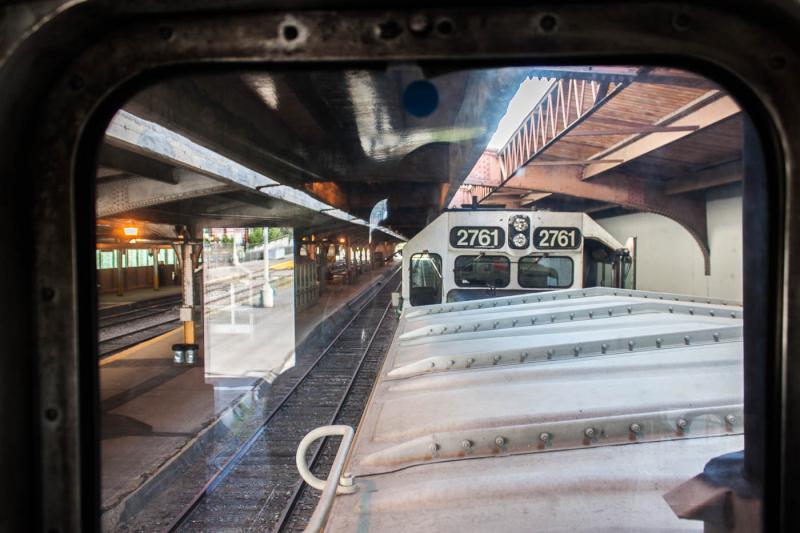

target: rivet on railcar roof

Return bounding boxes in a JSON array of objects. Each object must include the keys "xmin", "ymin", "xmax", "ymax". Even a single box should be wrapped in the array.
[
  {"xmin": 573, "ymin": 346, "xmax": 582, "ymax": 356},
  {"xmin": 456, "ymin": 325, "xmax": 462, "ymax": 332},
  {"xmin": 531, "ymin": 317, "xmax": 537, "ymax": 325},
  {"xmin": 567, "ymin": 294, "xmax": 571, "ymax": 299},
  {"xmin": 450, "ymin": 360, "xmax": 456, "ymax": 367},
  {"xmin": 689, "ymin": 309, "xmax": 695, "ymax": 315},
  {"xmin": 608, "ymin": 309, "xmax": 614, "ymax": 316},
  {"xmin": 537, "ymin": 297, "xmax": 542, "ymax": 302},
  {"xmin": 669, "ymin": 307, "xmax": 674, "ymax": 313},
  {"xmin": 709, "ymin": 310, "xmax": 715, "ymax": 317},
  {"xmin": 730, "ymin": 312, "xmax": 737, "ymax": 318},
  {"xmin": 569, "ymin": 313, "xmax": 574, "ymax": 320},
  {"xmin": 520, "ymin": 352, "xmax": 528, "ymax": 362},
  {"xmin": 493, "ymin": 321, "xmax": 499, "ymax": 329},
  {"xmin": 512, "ymin": 319, "xmax": 518, "ymax": 327},
  {"xmin": 466, "ymin": 358, "xmax": 475, "ymax": 368},
  {"xmin": 474, "ymin": 323, "xmax": 480, "ymax": 331},
  {"xmin": 495, "ymin": 436, "xmax": 506, "ymax": 447},
  {"xmin": 601, "ymin": 343, "xmax": 608, "ymax": 354},
  {"xmin": 725, "ymin": 414, "xmax": 736, "ymax": 425},
  {"xmin": 684, "ymin": 336, "xmax": 691, "ymax": 345},
  {"xmin": 546, "ymin": 349, "xmax": 555, "ymax": 359},
  {"xmin": 539, "ymin": 432, "xmax": 552, "ymax": 442},
  {"xmin": 677, "ymin": 418, "xmax": 688, "ymax": 429},
  {"xmin": 478, "ymin": 303, "xmax": 483, "ymax": 308},
  {"xmin": 627, "ymin": 307, "xmax": 632, "ymax": 314},
  {"xmin": 629, "ymin": 423, "xmax": 642, "ymax": 434},
  {"xmin": 430, "ymin": 362, "xmax": 436, "ymax": 368},
  {"xmin": 588, "ymin": 311, "xmax": 594, "ymax": 318},
  {"xmin": 493, "ymin": 302, "xmax": 498, "ymax": 307},
  {"xmin": 493, "ymin": 355, "xmax": 502, "ymax": 364},
  {"xmin": 656, "ymin": 338, "xmax": 663, "ymax": 348},
  {"xmin": 582, "ymin": 292, "xmax": 587, "ymax": 297},
  {"xmin": 628, "ymin": 341, "xmax": 635, "ymax": 351},
  {"xmin": 461, "ymin": 439, "xmax": 472, "ymax": 450},
  {"xmin": 584, "ymin": 427, "xmax": 596, "ymax": 438},
  {"xmin": 522, "ymin": 298, "xmax": 527, "ymax": 303},
  {"xmin": 550, "ymin": 315, "xmax": 556, "ymax": 322},
  {"xmin": 429, "ymin": 443, "xmax": 440, "ymax": 453},
  {"xmin": 713, "ymin": 332, "xmax": 720, "ymax": 342},
  {"xmin": 442, "ymin": 326, "xmax": 448, "ymax": 332},
  {"xmin": 552, "ymin": 295, "xmax": 557, "ymax": 300}
]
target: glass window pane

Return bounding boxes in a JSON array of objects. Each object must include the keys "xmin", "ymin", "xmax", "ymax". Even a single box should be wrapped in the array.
[
  {"xmin": 519, "ymin": 256, "xmax": 574, "ymax": 288},
  {"xmin": 454, "ymin": 255, "xmax": 510, "ymax": 288},
  {"xmin": 410, "ymin": 253, "xmax": 442, "ymax": 306}
]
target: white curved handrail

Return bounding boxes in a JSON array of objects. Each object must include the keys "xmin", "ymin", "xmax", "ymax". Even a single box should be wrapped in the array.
[{"xmin": 296, "ymin": 425, "xmax": 358, "ymax": 533}]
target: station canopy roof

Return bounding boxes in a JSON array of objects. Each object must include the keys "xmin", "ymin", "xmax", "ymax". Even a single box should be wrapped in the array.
[{"xmin": 95, "ymin": 65, "xmax": 741, "ymax": 245}]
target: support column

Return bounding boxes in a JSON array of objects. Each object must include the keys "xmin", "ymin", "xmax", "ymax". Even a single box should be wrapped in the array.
[
  {"xmin": 345, "ymin": 237, "xmax": 351, "ymax": 284},
  {"xmin": 152, "ymin": 247, "xmax": 160, "ymax": 291},
  {"xmin": 262, "ymin": 226, "xmax": 274, "ymax": 307},
  {"xmin": 181, "ymin": 241, "xmax": 195, "ymax": 345},
  {"xmin": 115, "ymin": 248, "xmax": 124, "ymax": 296},
  {"xmin": 318, "ymin": 243, "xmax": 327, "ymax": 294}
]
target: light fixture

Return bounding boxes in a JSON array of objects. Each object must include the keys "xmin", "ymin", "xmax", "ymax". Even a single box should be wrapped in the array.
[
  {"xmin": 511, "ymin": 215, "xmax": 529, "ymax": 232},
  {"xmin": 508, "ymin": 214, "xmax": 531, "ymax": 249},
  {"xmin": 123, "ymin": 226, "xmax": 139, "ymax": 237},
  {"xmin": 512, "ymin": 233, "xmax": 529, "ymax": 248}
]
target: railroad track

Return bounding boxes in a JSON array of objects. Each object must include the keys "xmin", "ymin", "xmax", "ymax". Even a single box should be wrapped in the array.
[
  {"xmin": 98, "ymin": 276, "xmax": 285, "ymax": 358},
  {"xmin": 168, "ymin": 272, "xmax": 400, "ymax": 532}
]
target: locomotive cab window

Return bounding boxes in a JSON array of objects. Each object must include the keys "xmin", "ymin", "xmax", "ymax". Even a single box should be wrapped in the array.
[
  {"xmin": 454, "ymin": 255, "xmax": 511, "ymax": 287},
  {"xmin": 409, "ymin": 253, "xmax": 443, "ymax": 306},
  {"xmin": 518, "ymin": 256, "xmax": 574, "ymax": 289}
]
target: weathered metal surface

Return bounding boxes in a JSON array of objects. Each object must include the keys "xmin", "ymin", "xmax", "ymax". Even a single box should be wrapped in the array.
[
  {"xmin": 323, "ymin": 288, "xmax": 744, "ymax": 530},
  {"xmin": 3, "ymin": 3, "xmax": 797, "ymax": 531}
]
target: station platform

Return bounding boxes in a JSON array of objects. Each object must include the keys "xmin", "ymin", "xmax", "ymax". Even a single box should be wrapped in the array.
[
  {"xmin": 98, "ymin": 285, "xmax": 182, "ymax": 310},
  {"xmin": 100, "ymin": 260, "xmax": 399, "ymax": 528}
]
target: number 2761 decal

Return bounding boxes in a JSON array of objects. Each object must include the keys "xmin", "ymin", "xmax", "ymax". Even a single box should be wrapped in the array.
[
  {"xmin": 449, "ymin": 226, "xmax": 505, "ymax": 248},
  {"xmin": 533, "ymin": 227, "xmax": 582, "ymax": 249}
]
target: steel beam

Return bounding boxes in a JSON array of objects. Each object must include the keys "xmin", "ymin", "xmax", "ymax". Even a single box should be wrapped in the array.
[
  {"xmin": 665, "ymin": 160, "xmax": 743, "ymax": 195},
  {"xmin": 582, "ymin": 93, "xmax": 740, "ymax": 180},
  {"xmin": 507, "ymin": 166, "xmax": 711, "ymax": 273}
]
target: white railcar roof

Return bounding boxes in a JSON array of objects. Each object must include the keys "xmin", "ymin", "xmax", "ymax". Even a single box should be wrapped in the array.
[{"xmin": 326, "ymin": 287, "xmax": 744, "ymax": 532}]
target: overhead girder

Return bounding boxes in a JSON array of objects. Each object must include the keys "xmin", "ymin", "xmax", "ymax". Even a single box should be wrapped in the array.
[
  {"xmin": 581, "ymin": 93, "xmax": 740, "ymax": 181},
  {"xmin": 506, "ymin": 165, "xmax": 713, "ymax": 274}
]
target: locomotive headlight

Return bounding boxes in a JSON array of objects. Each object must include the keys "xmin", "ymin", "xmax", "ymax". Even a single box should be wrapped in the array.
[
  {"xmin": 512, "ymin": 233, "xmax": 529, "ymax": 248},
  {"xmin": 511, "ymin": 215, "xmax": 529, "ymax": 232}
]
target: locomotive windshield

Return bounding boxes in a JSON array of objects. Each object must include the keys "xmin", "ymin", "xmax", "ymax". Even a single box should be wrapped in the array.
[
  {"xmin": 453, "ymin": 255, "xmax": 510, "ymax": 287},
  {"xmin": 519, "ymin": 256, "xmax": 574, "ymax": 288}
]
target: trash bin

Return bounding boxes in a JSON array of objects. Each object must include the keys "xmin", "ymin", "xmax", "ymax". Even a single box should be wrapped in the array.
[
  {"xmin": 184, "ymin": 343, "xmax": 200, "ymax": 365},
  {"xmin": 172, "ymin": 343, "xmax": 186, "ymax": 364}
]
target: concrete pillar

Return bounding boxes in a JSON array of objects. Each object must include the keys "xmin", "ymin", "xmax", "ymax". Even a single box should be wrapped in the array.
[
  {"xmin": 115, "ymin": 248, "xmax": 125, "ymax": 296},
  {"xmin": 318, "ymin": 243, "xmax": 328, "ymax": 294},
  {"xmin": 345, "ymin": 237, "xmax": 351, "ymax": 284},
  {"xmin": 181, "ymin": 242, "xmax": 195, "ymax": 344},
  {"xmin": 152, "ymin": 247, "xmax": 160, "ymax": 291},
  {"xmin": 262, "ymin": 226, "xmax": 273, "ymax": 307}
]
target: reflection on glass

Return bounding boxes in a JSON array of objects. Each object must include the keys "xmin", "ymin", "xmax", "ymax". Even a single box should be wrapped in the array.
[
  {"xmin": 454, "ymin": 255, "xmax": 511, "ymax": 287},
  {"xmin": 203, "ymin": 227, "xmax": 295, "ymax": 400},
  {"xmin": 518, "ymin": 256, "xmax": 573, "ymax": 288},
  {"xmin": 410, "ymin": 253, "xmax": 442, "ymax": 306}
]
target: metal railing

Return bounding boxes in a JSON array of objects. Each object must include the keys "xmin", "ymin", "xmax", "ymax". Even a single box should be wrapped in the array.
[{"xmin": 296, "ymin": 425, "xmax": 357, "ymax": 532}]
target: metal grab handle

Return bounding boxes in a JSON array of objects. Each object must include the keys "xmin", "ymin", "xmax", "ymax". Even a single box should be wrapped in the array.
[
  {"xmin": 296, "ymin": 425, "xmax": 358, "ymax": 533},
  {"xmin": 296, "ymin": 425, "xmax": 358, "ymax": 495}
]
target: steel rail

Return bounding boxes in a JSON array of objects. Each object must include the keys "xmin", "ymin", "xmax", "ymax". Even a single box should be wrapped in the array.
[
  {"xmin": 98, "ymin": 318, "xmax": 181, "ymax": 355},
  {"xmin": 165, "ymin": 271, "xmax": 399, "ymax": 532},
  {"xmin": 272, "ymin": 291, "xmax": 395, "ymax": 532}
]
